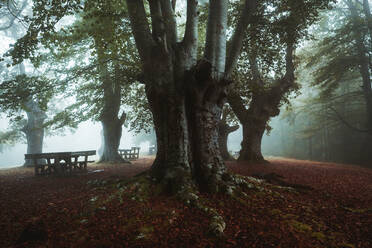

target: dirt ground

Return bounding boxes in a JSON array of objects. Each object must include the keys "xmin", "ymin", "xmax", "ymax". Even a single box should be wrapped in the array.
[{"xmin": 0, "ymin": 157, "xmax": 371, "ymax": 248}]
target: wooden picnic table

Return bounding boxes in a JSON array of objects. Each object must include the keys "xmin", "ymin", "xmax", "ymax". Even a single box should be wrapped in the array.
[
  {"xmin": 25, "ymin": 150, "xmax": 96, "ymax": 176},
  {"xmin": 118, "ymin": 147, "xmax": 140, "ymax": 160}
]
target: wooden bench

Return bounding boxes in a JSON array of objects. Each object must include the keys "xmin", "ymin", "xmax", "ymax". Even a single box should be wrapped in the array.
[
  {"xmin": 118, "ymin": 147, "xmax": 140, "ymax": 160},
  {"xmin": 25, "ymin": 150, "xmax": 96, "ymax": 176},
  {"xmin": 149, "ymin": 145, "xmax": 156, "ymax": 155}
]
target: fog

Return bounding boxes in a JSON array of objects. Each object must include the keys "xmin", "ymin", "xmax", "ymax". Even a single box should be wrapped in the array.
[
  {"xmin": 0, "ymin": 115, "xmax": 256, "ymax": 169},
  {"xmin": 0, "ymin": 119, "xmax": 138, "ymax": 168},
  {"xmin": 0, "ymin": 118, "xmax": 245, "ymax": 168}
]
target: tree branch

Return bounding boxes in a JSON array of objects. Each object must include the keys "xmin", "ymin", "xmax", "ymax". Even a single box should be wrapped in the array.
[
  {"xmin": 284, "ymin": 42, "xmax": 295, "ymax": 83},
  {"xmin": 249, "ymin": 52, "xmax": 261, "ymax": 83},
  {"xmin": 149, "ymin": 0, "xmax": 164, "ymax": 42},
  {"xmin": 328, "ymin": 106, "xmax": 371, "ymax": 133},
  {"xmin": 227, "ymin": 89, "xmax": 248, "ymax": 123},
  {"xmin": 182, "ymin": 0, "xmax": 198, "ymax": 66},
  {"xmin": 160, "ymin": 0, "xmax": 178, "ymax": 48},
  {"xmin": 225, "ymin": 0, "xmax": 258, "ymax": 77},
  {"xmin": 204, "ymin": 0, "xmax": 228, "ymax": 78},
  {"xmin": 126, "ymin": 0, "xmax": 154, "ymax": 63}
]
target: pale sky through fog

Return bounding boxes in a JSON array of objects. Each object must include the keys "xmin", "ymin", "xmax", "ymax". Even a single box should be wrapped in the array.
[{"xmin": 0, "ymin": 120, "xmax": 137, "ymax": 168}]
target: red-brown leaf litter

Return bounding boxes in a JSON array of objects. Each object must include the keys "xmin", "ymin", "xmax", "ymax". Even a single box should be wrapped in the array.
[{"xmin": 0, "ymin": 157, "xmax": 371, "ymax": 248}]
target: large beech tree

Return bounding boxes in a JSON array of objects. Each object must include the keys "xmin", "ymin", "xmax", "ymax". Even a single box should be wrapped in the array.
[
  {"xmin": 125, "ymin": 0, "xmax": 258, "ymax": 192},
  {"xmin": 7, "ymin": 0, "xmax": 333, "ymax": 192}
]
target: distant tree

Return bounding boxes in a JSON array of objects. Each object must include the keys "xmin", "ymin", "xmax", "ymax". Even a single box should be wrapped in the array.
[
  {"xmin": 287, "ymin": 0, "xmax": 372, "ymax": 165},
  {"xmin": 25, "ymin": 0, "xmax": 143, "ymax": 162},
  {"xmin": 0, "ymin": 63, "xmax": 53, "ymax": 166},
  {"xmin": 227, "ymin": 0, "xmax": 329, "ymax": 163}
]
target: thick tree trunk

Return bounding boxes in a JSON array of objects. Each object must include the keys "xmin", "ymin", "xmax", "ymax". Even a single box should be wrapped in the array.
[
  {"xmin": 147, "ymin": 60, "xmax": 232, "ymax": 193},
  {"xmin": 94, "ymin": 36, "xmax": 128, "ymax": 163},
  {"xmin": 218, "ymin": 121, "xmax": 239, "ymax": 160},
  {"xmin": 125, "ymin": 0, "xmax": 257, "ymax": 193},
  {"xmin": 22, "ymin": 99, "xmax": 47, "ymax": 167},
  {"xmin": 228, "ymin": 43, "xmax": 295, "ymax": 164},
  {"xmin": 99, "ymin": 117, "xmax": 126, "ymax": 163},
  {"xmin": 147, "ymin": 87, "xmax": 191, "ymax": 193},
  {"xmin": 239, "ymin": 121, "xmax": 266, "ymax": 162}
]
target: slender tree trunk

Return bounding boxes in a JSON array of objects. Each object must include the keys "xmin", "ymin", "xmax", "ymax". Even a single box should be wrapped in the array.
[{"xmin": 22, "ymin": 99, "xmax": 47, "ymax": 167}]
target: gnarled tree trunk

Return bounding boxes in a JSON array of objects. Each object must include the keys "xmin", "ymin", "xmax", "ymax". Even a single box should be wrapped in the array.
[
  {"xmin": 228, "ymin": 44, "xmax": 295, "ymax": 163},
  {"xmin": 126, "ymin": 0, "xmax": 257, "ymax": 193}
]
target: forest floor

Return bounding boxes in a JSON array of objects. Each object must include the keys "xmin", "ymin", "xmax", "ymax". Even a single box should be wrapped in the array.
[{"xmin": 0, "ymin": 156, "xmax": 371, "ymax": 248}]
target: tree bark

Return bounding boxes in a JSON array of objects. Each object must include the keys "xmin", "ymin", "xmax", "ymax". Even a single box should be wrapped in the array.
[
  {"xmin": 93, "ymin": 23, "xmax": 128, "ymax": 163},
  {"xmin": 126, "ymin": 0, "xmax": 254, "ymax": 193},
  {"xmin": 239, "ymin": 121, "xmax": 266, "ymax": 162},
  {"xmin": 98, "ymin": 64, "xmax": 127, "ymax": 163},
  {"xmin": 228, "ymin": 42, "xmax": 295, "ymax": 163},
  {"xmin": 100, "ymin": 115, "xmax": 126, "ymax": 163},
  {"xmin": 22, "ymin": 99, "xmax": 47, "ymax": 167},
  {"xmin": 185, "ymin": 63, "xmax": 229, "ymax": 191},
  {"xmin": 148, "ymin": 60, "xmax": 231, "ymax": 193},
  {"xmin": 218, "ymin": 121, "xmax": 239, "ymax": 161}
]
